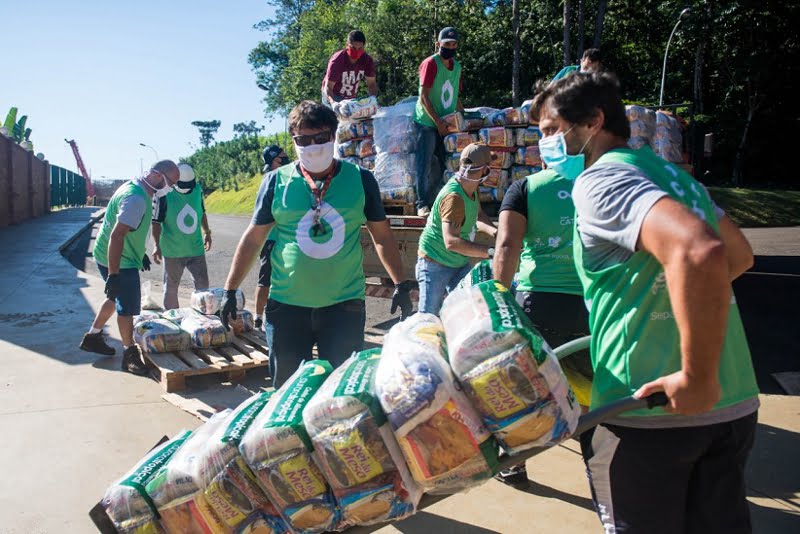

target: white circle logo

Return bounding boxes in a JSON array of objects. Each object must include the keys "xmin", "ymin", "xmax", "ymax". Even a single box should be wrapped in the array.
[
  {"xmin": 441, "ymin": 80, "xmax": 455, "ymax": 109},
  {"xmin": 295, "ymin": 202, "xmax": 345, "ymax": 259},
  {"xmin": 176, "ymin": 204, "xmax": 198, "ymax": 234},
  {"xmin": 557, "ymin": 190, "xmax": 571, "ymax": 200}
]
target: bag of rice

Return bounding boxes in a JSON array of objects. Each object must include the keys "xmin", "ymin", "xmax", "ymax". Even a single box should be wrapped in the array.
[
  {"xmin": 229, "ymin": 309, "xmax": 255, "ymax": 335},
  {"xmin": 653, "ymin": 111, "xmax": 683, "ymax": 162},
  {"xmin": 134, "ymin": 318, "xmax": 191, "ymax": 353},
  {"xmin": 456, "ymin": 260, "xmax": 494, "ymax": 290},
  {"xmin": 191, "ymin": 288, "xmax": 245, "ymax": 315},
  {"xmin": 134, "ymin": 310, "xmax": 162, "ymax": 327},
  {"xmin": 334, "ymin": 96, "xmax": 378, "ymax": 120},
  {"xmin": 358, "ymin": 138, "xmax": 376, "ymax": 159},
  {"xmin": 483, "ymin": 168, "xmax": 509, "ymax": 190},
  {"xmin": 511, "ymin": 166, "xmax": 541, "ymax": 183},
  {"xmin": 164, "ymin": 308, "xmax": 229, "ymax": 348},
  {"xmin": 440, "ymin": 111, "xmax": 465, "ymax": 133},
  {"xmin": 515, "ymin": 146, "xmax": 542, "ymax": 167},
  {"xmin": 336, "ymin": 140, "xmax": 359, "ymax": 159},
  {"xmin": 461, "ymin": 111, "xmax": 485, "ymax": 131},
  {"xmin": 478, "ymin": 127, "xmax": 514, "ymax": 148},
  {"xmin": 443, "ymin": 132, "xmax": 477, "ymax": 153},
  {"xmin": 489, "ymin": 151, "xmax": 513, "ymax": 169},
  {"xmin": 514, "ymin": 126, "xmax": 542, "ymax": 147}
]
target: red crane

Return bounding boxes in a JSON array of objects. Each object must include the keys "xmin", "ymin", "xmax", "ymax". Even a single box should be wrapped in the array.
[{"xmin": 65, "ymin": 138, "xmax": 95, "ymax": 198}]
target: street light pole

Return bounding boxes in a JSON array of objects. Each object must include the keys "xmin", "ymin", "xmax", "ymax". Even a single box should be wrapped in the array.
[
  {"xmin": 138, "ymin": 142, "xmax": 159, "ymax": 162},
  {"xmin": 659, "ymin": 8, "xmax": 692, "ymax": 107}
]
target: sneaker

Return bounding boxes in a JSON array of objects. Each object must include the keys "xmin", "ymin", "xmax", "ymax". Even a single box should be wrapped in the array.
[
  {"xmin": 79, "ymin": 332, "xmax": 116, "ymax": 356},
  {"xmin": 417, "ymin": 206, "xmax": 431, "ymax": 217},
  {"xmin": 495, "ymin": 463, "xmax": 529, "ymax": 488},
  {"xmin": 122, "ymin": 345, "xmax": 149, "ymax": 376},
  {"xmin": 254, "ymin": 317, "xmax": 263, "ymax": 331}
]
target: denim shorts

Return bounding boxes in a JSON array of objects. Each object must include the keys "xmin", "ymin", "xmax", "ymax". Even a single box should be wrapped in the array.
[{"xmin": 96, "ymin": 262, "xmax": 141, "ymax": 316}]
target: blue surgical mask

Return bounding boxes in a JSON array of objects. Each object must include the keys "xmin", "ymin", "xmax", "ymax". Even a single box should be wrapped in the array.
[{"xmin": 538, "ymin": 126, "xmax": 593, "ymax": 181}]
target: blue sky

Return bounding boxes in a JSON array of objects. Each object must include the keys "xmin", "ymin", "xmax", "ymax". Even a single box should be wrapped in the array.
[{"xmin": 3, "ymin": 0, "xmax": 282, "ymax": 180}]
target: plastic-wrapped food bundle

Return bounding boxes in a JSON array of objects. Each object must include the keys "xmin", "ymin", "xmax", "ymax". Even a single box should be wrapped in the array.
[
  {"xmin": 511, "ymin": 166, "xmax": 541, "ymax": 183},
  {"xmin": 515, "ymin": 146, "xmax": 542, "ymax": 167},
  {"xmin": 102, "ymin": 430, "xmax": 192, "ymax": 534},
  {"xmin": 443, "ymin": 132, "xmax": 477, "ymax": 153},
  {"xmin": 373, "ymin": 100, "xmax": 417, "ymax": 155},
  {"xmin": 229, "ymin": 309, "xmax": 255, "ymax": 335},
  {"xmin": 191, "ymin": 288, "xmax": 245, "ymax": 315},
  {"xmin": 336, "ymin": 140, "xmax": 359, "ymax": 159},
  {"xmin": 239, "ymin": 361, "xmax": 338, "ymax": 533},
  {"xmin": 489, "ymin": 151, "xmax": 513, "ymax": 170},
  {"xmin": 336, "ymin": 120, "xmax": 374, "ymax": 143},
  {"xmin": 440, "ymin": 281, "xmax": 581, "ymax": 454},
  {"xmin": 381, "ymin": 187, "xmax": 416, "ymax": 204},
  {"xmin": 461, "ymin": 111, "xmax": 485, "ymax": 131},
  {"xmin": 375, "ymin": 314, "xmax": 498, "ymax": 493},
  {"xmin": 361, "ymin": 155, "xmax": 376, "ymax": 171},
  {"xmin": 134, "ymin": 310, "xmax": 162, "ymax": 327},
  {"xmin": 625, "ymin": 105, "xmax": 656, "ymax": 150},
  {"xmin": 519, "ymin": 100, "xmax": 533, "ymax": 124},
  {"xmin": 303, "ymin": 350, "xmax": 422, "ymax": 526},
  {"xmin": 358, "ymin": 138, "xmax": 375, "ymax": 159},
  {"xmin": 334, "ymin": 96, "xmax": 378, "ymax": 120},
  {"xmin": 440, "ymin": 111, "xmax": 465, "ymax": 133},
  {"xmin": 183, "ymin": 312, "xmax": 229, "ymax": 349},
  {"xmin": 445, "ymin": 153, "xmax": 461, "ymax": 173},
  {"xmin": 653, "ymin": 111, "xmax": 683, "ymax": 162},
  {"xmin": 486, "ymin": 108, "xmax": 525, "ymax": 127},
  {"xmin": 134, "ymin": 318, "xmax": 192, "ymax": 353},
  {"xmin": 456, "ymin": 260, "xmax": 494, "ymax": 290},
  {"xmin": 374, "ymin": 152, "xmax": 416, "ymax": 203},
  {"xmin": 515, "ymin": 126, "xmax": 542, "ymax": 147},
  {"xmin": 145, "ymin": 414, "xmax": 232, "ymax": 533},
  {"xmin": 483, "ymin": 168, "xmax": 509, "ymax": 190},
  {"xmin": 478, "ymin": 127, "xmax": 514, "ymax": 148}
]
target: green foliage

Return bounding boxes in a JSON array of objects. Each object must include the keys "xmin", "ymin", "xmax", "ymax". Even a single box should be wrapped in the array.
[
  {"xmin": 233, "ymin": 121, "xmax": 265, "ymax": 137},
  {"xmin": 191, "ymin": 120, "xmax": 222, "ymax": 147},
  {"xmin": 3, "ymin": 107, "xmax": 17, "ymax": 132},
  {"xmin": 708, "ymin": 187, "xmax": 800, "ymax": 227},
  {"xmin": 204, "ymin": 173, "xmax": 264, "ymax": 215}
]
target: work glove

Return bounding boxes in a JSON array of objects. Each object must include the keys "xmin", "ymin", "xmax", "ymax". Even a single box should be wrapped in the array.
[
  {"xmin": 220, "ymin": 289, "xmax": 239, "ymax": 331},
  {"xmin": 141, "ymin": 254, "xmax": 151, "ymax": 271},
  {"xmin": 105, "ymin": 274, "xmax": 122, "ymax": 301},
  {"xmin": 390, "ymin": 280, "xmax": 414, "ymax": 321}
]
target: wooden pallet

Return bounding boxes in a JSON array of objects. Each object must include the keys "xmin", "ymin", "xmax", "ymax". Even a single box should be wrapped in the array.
[
  {"xmin": 383, "ymin": 201, "xmax": 416, "ymax": 216},
  {"xmin": 144, "ymin": 332, "xmax": 270, "ymax": 392}
]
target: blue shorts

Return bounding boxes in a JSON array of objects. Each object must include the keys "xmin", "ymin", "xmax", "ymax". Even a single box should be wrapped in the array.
[{"xmin": 96, "ymin": 262, "xmax": 141, "ymax": 316}]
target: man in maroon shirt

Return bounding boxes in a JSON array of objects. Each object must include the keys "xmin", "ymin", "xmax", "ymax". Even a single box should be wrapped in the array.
[{"xmin": 321, "ymin": 30, "xmax": 378, "ymax": 106}]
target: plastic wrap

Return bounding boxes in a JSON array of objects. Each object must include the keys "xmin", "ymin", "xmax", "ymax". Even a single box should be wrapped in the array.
[
  {"xmin": 334, "ymin": 96, "xmax": 378, "ymax": 120},
  {"xmin": 373, "ymin": 100, "xmax": 417, "ymax": 155},
  {"xmin": 183, "ymin": 313, "xmax": 230, "ymax": 349},
  {"xmin": 191, "ymin": 288, "xmax": 245, "ymax": 315},
  {"xmin": 361, "ymin": 155, "xmax": 376, "ymax": 171},
  {"xmin": 515, "ymin": 146, "xmax": 542, "ymax": 167},
  {"xmin": 229, "ymin": 309, "xmax": 255, "ymax": 335},
  {"xmin": 134, "ymin": 319, "xmax": 192, "ymax": 354},
  {"xmin": 336, "ymin": 120, "xmax": 374, "ymax": 143},
  {"xmin": 440, "ymin": 281, "xmax": 581, "ymax": 454},
  {"xmin": 456, "ymin": 260, "xmax": 494, "ymax": 290},
  {"xmin": 461, "ymin": 111, "xmax": 485, "ymax": 131},
  {"xmin": 381, "ymin": 187, "xmax": 416, "ymax": 204},
  {"xmin": 515, "ymin": 126, "xmax": 543, "ymax": 147},
  {"xmin": 303, "ymin": 350, "xmax": 422, "ymax": 527},
  {"xmin": 358, "ymin": 138, "xmax": 375, "ymax": 159},
  {"xmin": 511, "ymin": 166, "xmax": 540, "ymax": 183},
  {"xmin": 374, "ymin": 153, "xmax": 416, "ymax": 203},
  {"xmin": 336, "ymin": 140, "xmax": 359, "ymax": 159},
  {"xmin": 440, "ymin": 112, "xmax": 465, "ymax": 133},
  {"xmin": 486, "ymin": 108, "xmax": 524, "ymax": 127},
  {"xmin": 102, "ymin": 430, "xmax": 192, "ymax": 534},
  {"xmin": 625, "ymin": 105, "xmax": 657, "ymax": 150},
  {"xmin": 134, "ymin": 310, "xmax": 162, "ymax": 327},
  {"xmin": 483, "ymin": 168, "xmax": 509, "ymax": 191},
  {"xmin": 653, "ymin": 111, "xmax": 683, "ymax": 162},
  {"xmin": 239, "ymin": 361, "xmax": 338, "ymax": 533},
  {"xmin": 519, "ymin": 100, "xmax": 533, "ymax": 124},
  {"xmin": 478, "ymin": 127, "xmax": 514, "ymax": 148},
  {"xmin": 443, "ymin": 132, "xmax": 477, "ymax": 153},
  {"xmin": 489, "ymin": 151, "xmax": 513, "ymax": 170},
  {"xmin": 375, "ymin": 314, "xmax": 498, "ymax": 493}
]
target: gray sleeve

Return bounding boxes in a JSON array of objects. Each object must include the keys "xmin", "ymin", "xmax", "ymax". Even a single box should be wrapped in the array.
[
  {"xmin": 572, "ymin": 163, "xmax": 668, "ymax": 270},
  {"xmin": 117, "ymin": 194, "xmax": 147, "ymax": 230}
]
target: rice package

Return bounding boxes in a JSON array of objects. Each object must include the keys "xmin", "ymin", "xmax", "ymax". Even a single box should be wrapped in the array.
[
  {"xmin": 483, "ymin": 168, "xmax": 509, "ymax": 190},
  {"xmin": 194, "ymin": 393, "xmax": 289, "ymax": 534},
  {"xmin": 134, "ymin": 310, "xmax": 162, "ymax": 326},
  {"xmin": 443, "ymin": 132, "xmax": 477, "ymax": 153},
  {"xmin": 134, "ymin": 318, "xmax": 191, "ymax": 354},
  {"xmin": 486, "ymin": 108, "xmax": 524, "ymax": 127},
  {"xmin": 489, "ymin": 151, "xmax": 513, "ymax": 169},
  {"xmin": 456, "ymin": 260, "xmax": 494, "ymax": 290},
  {"xmin": 515, "ymin": 146, "xmax": 542, "ymax": 167},
  {"xmin": 191, "ymin": 288, "xmax": 245, "ymax": 315},
  {"xmin": 626, "ymin": 105, "xmax": 657, "ymax": 150},
  {"xmin": 373, "ymin": 100, "xmax": 417, "ymax": 155},
  {"xmin": 336, "ymin": 120, "xmax": 374, "ymax": 143},
  {"xmin": 145, "ymin": 414, "xmax": 232, "ymax": 534},
  {"xmin": 303, "ymin": 350, "xmax": 422, "ymax": 526},
  {"xmin": 461, "ymin": 111, "xmax": 485, "ymax": 131},
  {"xmin": 375, "ymin": 314, "xmax": 498, "ymax": 493},
  {"xmin": 358, "ymin": 138, "xmax": 376, "ymax": 159},
  {"xmin": 336, "ymin": 140, "xmax": 358, "ymax": 159},
  {"xmin": 334, "ymin": 96, "xmax": 378, "ymax": 120},
  {"xmin": 374, "ymin": 152, "xmax": 416, "ymax": 203},
  {"xmin": 515, "ymin": 126, "xmax": 542, "ymax": 147},
  {"xmin": 511, "ymin": 166, "xmax": 541, "ymax": 182},
  {"xmin": 164, "ymin": 308, "xmax": 229, "ymax": 348},
  {"xmin": 440, "ymin": 111, "xmax": 465, "ymax": 133},
  {"xmin": 239, "ymin": 361, "xmax": 339, "ymax": 533},
  {"xmin": 229, "ymin": 309, "xmax": 255, "ymax": 335},
  {"xmin": 101, "ymin": 430, "xmax": 192, "ymax": 534},
  {"xmin": 653, "ymin": 111, "xmax": 683, "ymax": 162},
  {"xmin": 478, "ymin": 127, "xmax": 514, "ymax": 148},
  {"xmin": 440, "ymin": 281, "xmax": 581, "ymax": 454}
]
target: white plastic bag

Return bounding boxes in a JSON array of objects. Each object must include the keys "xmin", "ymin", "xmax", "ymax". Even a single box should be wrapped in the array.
[
  {"xmin": 191, "ymin": 288, "xmax": 245, "ymax": 315},
  {"xmin": 373, "ymin": 100, "xmax": 417, "ymax": 155},
  {"xmin": 134, "ymin": 318, "xmax": 191, "ymax": 353},
  {"xmin": 141, "ymin": 280, "xmax": 161, "ymax": 311}
]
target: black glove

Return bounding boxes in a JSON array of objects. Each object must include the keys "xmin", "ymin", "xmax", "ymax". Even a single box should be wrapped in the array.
[
  {"xmin": 220, "ymin": 289, "xmax": 239, "ymax": 331},
  {"xmin": 141, "ymin": 254, "xmax": 151, "ymax": 271},
  {"xmin": 105, "ymin": 274, "xmax": 122, "ymax": 301},
  {"xmin": 391, "ymin": 280, "xmax": 414, "ymax": 321}
]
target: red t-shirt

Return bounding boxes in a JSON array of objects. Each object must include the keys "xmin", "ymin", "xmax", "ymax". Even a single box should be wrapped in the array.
[
  {"xmin": 418, "ymin": 56, "xmax": 464, "ymax": 91},
  {"xmin": 323, "ymin": 49, "xmax": 376, "ymax": 99}
]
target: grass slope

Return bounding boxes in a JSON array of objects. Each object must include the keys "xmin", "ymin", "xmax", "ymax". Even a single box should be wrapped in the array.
[{"xmin": 204, "ymin": 174, "xmax": 262, "ymax": 216}]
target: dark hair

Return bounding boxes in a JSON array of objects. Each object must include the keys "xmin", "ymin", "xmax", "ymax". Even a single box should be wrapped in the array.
[
  {"xmin": 348, "ymin": 30, "xmax": 366, "ymax": 44},
  {"xmin": 582, "ymin": 48, "xmax": 603, "ymax": 63},
  {"xmin": 531, "ymin": 72, "xmax": 630, "ymax": 139},
  {"xmin": 288, "ymin": 101, "xmax": 338, "ymax": 135}
]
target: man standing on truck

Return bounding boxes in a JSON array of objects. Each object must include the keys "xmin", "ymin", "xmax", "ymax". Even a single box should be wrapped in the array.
[
  {"xmin": 413, "ymin": 26, "xmax": 464, "ymax": 217},
  {"xmin": 220, "ymin": 101, "xmax": 412, "ymax": 388},
  {"xmin": 321, "ymin": 30, "xmax": 378, "ymax": 107},
  {"xmin": 80, "ymin": 161, "xmax": 181, "ymax": 375},
  {"xmin": 151, "ymin": 163, "xmax": 213, "ymax": 310},
  {"xmin": 551, "ymin": 48, "xmax": 605, "ymax": 83},
  {"xmin": 416, "ymin": 143, "xmax": 496, "ymax": 315},
  {"xmin": 532, "ymin": 72, "xmax": 759, "ymax": 533}
]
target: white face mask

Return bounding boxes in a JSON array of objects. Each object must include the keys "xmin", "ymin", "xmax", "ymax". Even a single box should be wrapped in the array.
[
  {"xmin": 295, "ymin": 141, "xmax": 335, "ymax": 174},
  {"xmin": 457, "ymin": 164, "xmax": 488, "ymax": 184},
  {"xmin": 143, "ymin": 170, "xmax": 173, "ymax": 197}
]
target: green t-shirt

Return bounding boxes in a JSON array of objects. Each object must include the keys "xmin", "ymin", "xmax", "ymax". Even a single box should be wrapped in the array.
[
  {"xmin": 93, "ymin": 181, "xmax": 152, "ymax": 269},
  {"xmin": 414, "ymin": 55, "xmax": 462, "ymax": 128},
  {"xmin": 573, "ymin": 147, "xmax": 759, "ymax": 416},
  {"xmin": 418, "ymin": 177, "xmax": 479, "ymax": 268},
  {"xmin": 155, "ymin": 187, "xmax": 205, "ymax": 258}
]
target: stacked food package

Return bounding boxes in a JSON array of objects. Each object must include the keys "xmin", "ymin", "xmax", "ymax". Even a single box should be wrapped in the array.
[
  {"xmin": 133, "ymin": 316, "xmax": 192, "ymax": 354},
  {"xmin": 375, "ymin": 313, "xmax": 498, "ymax": 493},
  {"xmin": 654, "ymin": 111, "xmax": 683, "ymax": 163},
  {"xmin": 334, "ymin": 97, "xmax": 378, "ymax": 171},
  {"xmin": 625, "ymin": 105, "xmax": 657, "ymax": 150},
  {"xmin": 509, "ymin": 123, "xmax": 543, "ymax": 187},
  {"xmin": 239, "ymin": 361, "xmax": 340, "ymax": 533},
  {"xmin": 303, "ymin": 349, "xmax": 422, "ymax": 527},
  {"xmin": 162, "ymin": 308, "xmax": 230, "ymax": 349},
  {"xmin": 373, "ymin": 99, "xmax": 418, "ymax": 205},
  {"xmin": 440, "ymin": 281, "xmax": 581, "ymax": 454}
]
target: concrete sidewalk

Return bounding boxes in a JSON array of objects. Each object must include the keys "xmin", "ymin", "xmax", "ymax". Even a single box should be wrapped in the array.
[{"xmin": 0, "ymin": 209, "xmax": 798, "ymax": 533}]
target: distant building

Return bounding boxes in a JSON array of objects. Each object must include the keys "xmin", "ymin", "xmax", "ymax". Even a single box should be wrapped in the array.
[{"xmin": 92, "ymin": 179, "xmax": 128, "ymax": 206}]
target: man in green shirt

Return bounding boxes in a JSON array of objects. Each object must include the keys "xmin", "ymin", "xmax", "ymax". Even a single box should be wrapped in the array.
[
  {"xmin": 151, "ymin": 163, "xmax": 213, "ymax": 310},
  {"xmin": 532, "ymin": 72, "xmax": 758, "ymax": 533},
  {"xmin": 413, "ymin": 27, "xmax": 464, "ymax": 216},
  {"xmin": 551, "ymin": 48, "xmax": 604, "ymax": 83},
  {"xmin": 80, "ymin": 161, "xmax": 180, "ymax": 375},
  {"xmin": 220, "ymin": 101, "xmax": 412, "ymax": 388},
  {"xmin": 416, "ymin": 143, "xmax": 497, "ymax": 315}
]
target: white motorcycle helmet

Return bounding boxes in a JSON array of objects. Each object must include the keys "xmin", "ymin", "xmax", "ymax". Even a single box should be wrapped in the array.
[{"xmin": 175, "ymin": 163, "xmax": 196, "ymax": 194}]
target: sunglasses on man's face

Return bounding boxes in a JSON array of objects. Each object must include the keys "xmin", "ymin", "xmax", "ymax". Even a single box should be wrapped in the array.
[{"xmin": 292, "ymin": 131, "xmax": 334, "ymax": 147}]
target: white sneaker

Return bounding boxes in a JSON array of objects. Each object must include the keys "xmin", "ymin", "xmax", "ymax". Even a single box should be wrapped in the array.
[{"xmin": 417, "ymin": 206, "xmax": 431, "ymax": 217}]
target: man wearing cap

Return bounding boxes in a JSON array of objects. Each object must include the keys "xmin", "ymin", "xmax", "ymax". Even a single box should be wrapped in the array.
[
  {"xmin": 253, "ymin": 145, "xmax": 291, "ymax": 330},
  {"xmin": 151, "ymin": 163, "xmax": 213, "ymax": 310},
  {"xmin": 413, "ymin": 26, "xmax": 465, "ymax": 217},
  {"xmin": 416, "ymin": 143, "xmax": 497, "ymax": 315},
  {"xmin": 322, "ymin": 30, "xmax": 378, "ymax": 108}
]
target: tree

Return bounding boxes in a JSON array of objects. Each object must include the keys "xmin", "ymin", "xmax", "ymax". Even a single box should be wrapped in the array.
[
  {"xmin": 233, "ymin": 121, "xmax": 264, "ymax": 138},
  {"xmin": 577, "ymin": 0, "xmax": 585, "ymax": 58},
  {"xmin": 191, "ymin": 120, "xmax": 221, "ymax": 148},
  {"xmin": 512, "ymin": 0, "xmax": 522, "ymax": 105},
  {"xmin": 594, "ymin": 0, "xmax": 607, "ymax": 48},
  {"xmin": 563, "ymin": 0, "xmax": 572, "ymax": 66}
]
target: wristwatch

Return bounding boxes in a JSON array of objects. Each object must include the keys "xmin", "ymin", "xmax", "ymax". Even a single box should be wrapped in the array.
[{"xmin": 487, "ymin": 247, "xmax": 496, "ymax": 258}]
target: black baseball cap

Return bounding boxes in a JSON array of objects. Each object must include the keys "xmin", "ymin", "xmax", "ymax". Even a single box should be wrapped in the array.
[
  {"xmin": 262, "ymin": 145, "xmax": 283, "ymax": 171},
  {"xmin": 438, "ymin": 27, "xmax": 458, "ymax": 43}
]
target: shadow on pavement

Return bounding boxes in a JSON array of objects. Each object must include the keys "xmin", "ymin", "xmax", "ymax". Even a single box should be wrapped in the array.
[
  {"xmin": 520, "ymin": 480, "xmax": 596, "ymax": 512},
  {"xmin": 392, "ymin": 511, "xmax": 501, "ymax": 534},
  {"xmin": 747, "ymin": 422, "xmax": 800, "ymax": 511}
]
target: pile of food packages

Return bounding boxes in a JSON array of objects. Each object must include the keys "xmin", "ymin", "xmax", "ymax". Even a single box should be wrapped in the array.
[
  {"xmin": 333, "ymin": 96, "xmax": 378, "ymax": 172},
  {"xmin": 132, "ymin": 288, "xmax": 253, "ymax": 353},
  {"xmin": 625, "ymin": 105, "xmax": 684, "ymax": 163},
  {"xmin": 101, "ymin": 281, "xmax": 581, "ymax": 533},
  {"xmin": 372, "ymin": 98, "xmax": 419, "ymax": 205}
]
